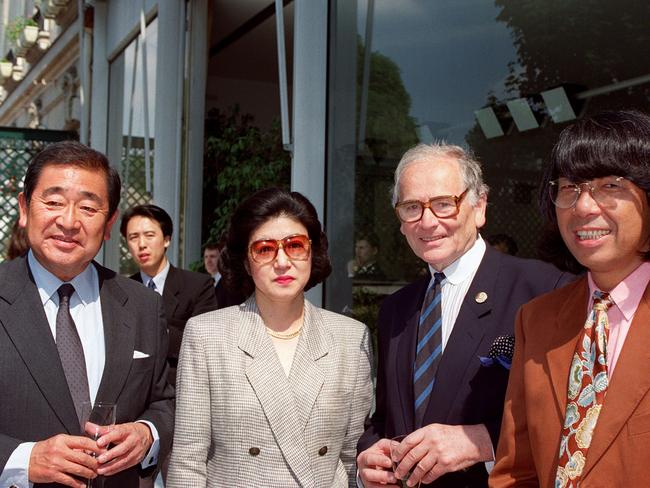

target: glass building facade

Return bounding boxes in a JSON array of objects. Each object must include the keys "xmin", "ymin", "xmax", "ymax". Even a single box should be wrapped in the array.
[{"xmin": 326, "ymin": 0, "xmax": 650, "ymax": 317}]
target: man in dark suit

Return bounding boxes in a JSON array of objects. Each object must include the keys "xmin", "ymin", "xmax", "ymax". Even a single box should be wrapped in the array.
[
  {"xmin": 120, "ymin": 205, "xmax": 218, "ymax": 386},
  {"xmin": 203, "ymin": 239, "xmax": 246, "ymax": 309},
  {"xmin": 0, "ymin": 141, "xmax": 173, "ymax": 487},
  {"xmin": 357, "ymin": 143, "xmax": 570, "ymax": 488}
]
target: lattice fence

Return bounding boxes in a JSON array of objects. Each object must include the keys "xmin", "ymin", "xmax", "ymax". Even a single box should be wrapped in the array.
[
  {"xmin": 0, "ymin": 128, "xmax": 77, "ymax": 262},
  {"xmin": 118, "ymin": 136, "xmax": 154, "ymax": 275}
]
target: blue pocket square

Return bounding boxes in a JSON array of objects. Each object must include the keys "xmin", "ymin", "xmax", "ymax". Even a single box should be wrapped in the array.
[{"xmin": 478, "ymin": 335, "xmax": 515, "ymax": 370}]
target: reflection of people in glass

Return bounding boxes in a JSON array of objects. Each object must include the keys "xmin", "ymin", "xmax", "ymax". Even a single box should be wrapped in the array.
[
  {"xmin": 168, "ymin": 188, "xmax": 373, "ymax": 487},
  {"xmin": 485, "ymin": 233, "xmax": 518, "ymax": 256},
  {"xmin": 203, "ymin": 238, "xmax": 246, "ymax": 309},
  {"xmin": 348, "ymin": 233, "xmax": 386, "ymax": 280}
]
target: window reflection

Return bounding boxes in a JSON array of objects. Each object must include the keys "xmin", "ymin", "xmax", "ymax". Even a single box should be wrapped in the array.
[
  {"xmin": 327, "ymin": 0, "xmax": 650, "ymax": 317},
  {"xmin": 107, "ymin": 18, "xmax": 158, "ymax": 274}
]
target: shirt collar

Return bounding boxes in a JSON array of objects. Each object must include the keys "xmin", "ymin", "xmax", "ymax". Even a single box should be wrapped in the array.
[
  {"xmin": 588, "ymin": 262, "xmax": 650, "ymax": 321},
  {"xmin": 427, "ymin": 235, "xmax": 486, "ymax": 285},
  {"xmin": 140, "ymin": 259, "xmax": 171, "ymax": 291},
  {"xmin": 28, "ymin": 249, "xmax": 98, "ymax": 306}
]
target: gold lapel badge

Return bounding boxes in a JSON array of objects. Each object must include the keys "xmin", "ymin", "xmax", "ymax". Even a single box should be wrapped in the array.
[{"xmin": 475, "ymin": 291, "xmax": 488, "ymax": 304}]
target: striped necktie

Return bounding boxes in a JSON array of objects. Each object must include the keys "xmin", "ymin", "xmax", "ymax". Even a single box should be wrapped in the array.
[{"xmin": 414, "ymin": 272, "xmax": 445, "ymax": 428}]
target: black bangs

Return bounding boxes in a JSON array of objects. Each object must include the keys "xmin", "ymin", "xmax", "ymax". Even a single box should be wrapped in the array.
[{"xmin": 550, "ymin": 110, "xmax": 650, "ymax": 185}]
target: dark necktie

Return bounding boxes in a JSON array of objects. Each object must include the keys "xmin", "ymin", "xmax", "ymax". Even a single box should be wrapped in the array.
[
  {"xmin": 555, "ymin": 291, "xmax": 612, "ymax": 487},
  {"xmin": 414, "ymin": 272, "xmax": 445, "ymax": 428},
  {"xmin": 56, "ymin": 284, "xmax": 91, "ymax": 422},
  {"xmin": 148, "ymin": 279, "xmax": 156, "ymax": 291}
]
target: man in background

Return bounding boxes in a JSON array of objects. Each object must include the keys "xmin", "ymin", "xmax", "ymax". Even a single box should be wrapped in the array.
[
  {"xmin": 121, "ymin": 204, "xmax": 217, "ymax": 386},
  {"xmin": 203, "ymin": 238, "xmax": 245, "ymax": 308}
]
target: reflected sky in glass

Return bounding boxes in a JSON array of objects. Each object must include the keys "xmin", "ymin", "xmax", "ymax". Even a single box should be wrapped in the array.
[
  {"xmin": 121, "ymin": 19, "xmax": 158, "ymax": 138},
  {"xmin": 358, "ymin": 0, "xmax": 518, "ymax": 145}
]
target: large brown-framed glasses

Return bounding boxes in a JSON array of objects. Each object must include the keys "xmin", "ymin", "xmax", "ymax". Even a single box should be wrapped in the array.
[
  {"xmin": 548, "ymin": 176, "xmax": 627, "ymax": 209},
  {"xmin": 395, "ymin": 189, "xmax": 469, "ymax": 223},
  {"xmin": 249, "ymin": 234, "xmax": 312, "ymax": 264}
]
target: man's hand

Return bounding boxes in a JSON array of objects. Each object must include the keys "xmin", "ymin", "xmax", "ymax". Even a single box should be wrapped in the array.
[
  {"xmin": 391, "ymin": 423, "xmax": 493, "ymax": 486},
  {"xmin": 29, "ymin": 434, "xmax": 102, "ymax": 488},
  {"xmin": 95, "ymin": 422, "xmax": 153, "ymax": 476},
  {"xmin": 357, "ymin": 438, "xmax": 399, "ymax": 487}
]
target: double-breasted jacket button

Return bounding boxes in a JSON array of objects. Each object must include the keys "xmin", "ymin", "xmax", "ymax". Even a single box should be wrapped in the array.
[
  {"xmin": 318, "ymin": 445, "xmax": 328, "ymax": 456},
  {"xmin": 249, "ymin": 447, "xmax": 260, "ymax": 456}
]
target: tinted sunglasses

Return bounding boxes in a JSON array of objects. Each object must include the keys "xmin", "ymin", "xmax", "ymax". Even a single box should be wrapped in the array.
[{"xmin": 249, "ymin": 234, "xmax": 312, "ymax": 264}]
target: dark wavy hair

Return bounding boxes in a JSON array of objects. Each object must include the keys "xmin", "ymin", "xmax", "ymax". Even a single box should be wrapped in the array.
[
  {"xmin": 538, "ymin": 110, "xmax": 650, "ymax": 272},
  {"xmin": 219, "ymin": 187, "xmax": 332, "ymax": 298},
  {"xmin": 23, "ymin": 140, "xmax": 121, "ymax": 218}
]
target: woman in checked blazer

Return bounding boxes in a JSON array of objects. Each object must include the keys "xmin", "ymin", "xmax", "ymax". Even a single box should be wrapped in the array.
[{"xmin": 167, "ymin": 188, "xmax": 374, "ymax": 487}]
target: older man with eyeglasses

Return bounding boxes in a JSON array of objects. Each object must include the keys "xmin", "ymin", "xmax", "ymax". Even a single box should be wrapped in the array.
[
  {"xmin": 356, "ymin": 143, "xmax": 571, "ymax": 488},
  {"xmin": 490, "ymin": 110, "xmax": 650, "ymax": 488}
]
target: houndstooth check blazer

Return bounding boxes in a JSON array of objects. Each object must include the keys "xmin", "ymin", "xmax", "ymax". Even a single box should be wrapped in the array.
[{"xmin": 167, "ymin": 297, "xmax": 374, "ymax": 487}]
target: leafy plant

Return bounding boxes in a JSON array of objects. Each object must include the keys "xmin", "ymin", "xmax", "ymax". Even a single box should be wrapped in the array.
[
  {"xmin": 5, "ymin": 17, "xmax": 38, "ymax": 46},
  {"xmin": 202, "ymin": 106, "xmax": 291, "ymax": 244}
]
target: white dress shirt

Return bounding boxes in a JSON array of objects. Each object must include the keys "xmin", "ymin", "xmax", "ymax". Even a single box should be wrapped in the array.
[
  {"xmin": 429, "ymin": 236, "xmax": 486, "ymax": 352},
  {"xmin": 0, "ymin": 251, "xmax": 160, "ymax": 488},
  {"xmin": 139, "ymin": 260, "xmax": 170, "ymax": 295}
]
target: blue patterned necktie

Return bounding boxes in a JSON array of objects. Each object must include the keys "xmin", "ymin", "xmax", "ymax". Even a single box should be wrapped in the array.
[
  {"xmin": 414, "ymin": 272, "xmax": 445, "ymax": 428},
  {"xmin": 148, "ymin": 279, "xmax": 156, "ymax": 291},
  {"xmin": 56, "ymin": 284, "xmax": 90, "ymax": 422}
]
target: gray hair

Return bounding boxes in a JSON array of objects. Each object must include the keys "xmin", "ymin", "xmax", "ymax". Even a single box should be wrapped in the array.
[{"xmin": 390, "ymin": 143, "xmax": 489, "ymax": 206}]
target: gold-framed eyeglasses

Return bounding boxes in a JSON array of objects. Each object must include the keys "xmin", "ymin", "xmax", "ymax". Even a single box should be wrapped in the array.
[
  {"xmin": 248, "ymin": 234, "xmax": 312, "ymax": 264},
  {"xmin": 548, "ymin": 176, "xmax": 627, "ymax": 209},
  {"xmin": 395, "ymin": 189, "xmax": 469, "ymax": 223}
]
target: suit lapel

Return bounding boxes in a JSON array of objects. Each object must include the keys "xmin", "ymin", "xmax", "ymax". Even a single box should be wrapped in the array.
[
  {"xmin": 162, "ymin": 265, "xmax": 180, "ymax": 318},
  {"xmin": 395, "ymin": 277, "xmax": 428, "ymax": 433},
  {"xmin": 239, "ymin": 299, "xmax": 315, "ymax": 488},
  {"xmin": 425, "ymin": 247, "xmax": 498, "ymax": 422},
  {"xmin": 94, "ymin": 264, "xmax": 136, "ymax": 406},
  {"xmin": 545, "ymin": 278, "xmax": 589, "ymax": 415},
  {"xmin": 0, "ymin": 257, "xmax": 79, "ymax": 434},
  {"xmin": 288, "ymin": 301, "xmax": 327, "ymax": 430},
  {"xmin": 582, "ymin": 283, "xmax": 650, "ymax": 477}
]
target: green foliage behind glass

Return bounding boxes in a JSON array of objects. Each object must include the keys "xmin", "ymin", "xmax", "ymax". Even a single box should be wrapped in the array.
[{"xmin": 202, "ymin": 106, "xmax": 291, "ymax": 245}]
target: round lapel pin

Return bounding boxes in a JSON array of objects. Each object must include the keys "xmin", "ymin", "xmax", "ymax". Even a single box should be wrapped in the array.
[{"xmin": 475, "ymin": 291, "xmax": 488, "ymax": 304}]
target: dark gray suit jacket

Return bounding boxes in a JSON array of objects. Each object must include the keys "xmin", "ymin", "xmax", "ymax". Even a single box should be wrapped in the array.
[
  {"xmin": 130, "ymin": 265, "xmax": 218, "ymax": 385},
  {"xmin": 0, "ymin": 256, "xmax": 174, "ymax": 487},
  {"xmin": 358, "ymin": 245, "xmax": 573, "ymax": 488}
]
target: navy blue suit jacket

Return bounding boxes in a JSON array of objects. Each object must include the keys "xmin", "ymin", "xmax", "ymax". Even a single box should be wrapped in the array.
[{"xmin": 357, "ymin": 245, "xmax": 572, "ymax": 487}]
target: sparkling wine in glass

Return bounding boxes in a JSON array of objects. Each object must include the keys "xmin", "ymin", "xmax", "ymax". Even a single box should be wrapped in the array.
[
  {"xmin": 390, "ymin": 435, "xmax": 421, "ymax": 488},
  {"xmin": 80, "ymin": 402, "xmax": 116, "ymax": 488}
]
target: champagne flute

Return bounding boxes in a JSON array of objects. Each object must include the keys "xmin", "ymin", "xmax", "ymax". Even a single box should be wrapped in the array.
[
  {"xmin": 80, "ymin": 402, "xmax": 116, "ymax": 488},
  {"xmin": 390, "ymin": 435, "xmax": 421, "ymax": 488}
]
